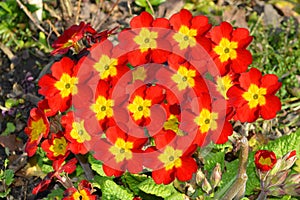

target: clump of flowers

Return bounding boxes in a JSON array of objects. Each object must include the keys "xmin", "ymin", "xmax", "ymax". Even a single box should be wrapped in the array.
[{"xmin": 24, "ymin": 9, "xmax": 284, "ymax": 198}]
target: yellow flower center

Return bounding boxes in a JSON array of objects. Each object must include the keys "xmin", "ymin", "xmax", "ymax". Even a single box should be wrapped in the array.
[
  {"xmin": 94, "ymin": 55, "xmax": 118, "ymax": 79},
  {"xmin": 216, "ymin": 75, "xmax": 233, "ymax": 99},
  {"xmin": 194, "ymin": 109, "xmax": 218, "ymax": 133},
  {"xmin": 158, "ymin": 146, "xmax": 182, "ymax": 171},
  {"xmin": 49, "ymin": 137, "xmax": 68, "ymax": 157},
  {"xmin": 70, "ymin": 120, "xmax": 91, "ymax": 143},
  {"xmin": 54, "ymin": 73, "xmax": 78, "ymax": 98},
  {"xmin": 109, "ymin": 138, "xmax": 133, "ymax": 163},
  {"xmin": 163, "ymin": 115, "xmax": 184, "ymax": 136},
  {"xmin": 173, "ymin": 25, "xmax": 197, "ymax": 50},
  {"xmin": 242, "ymin": 84, "xmax": 267, "ymax": 109},
  {"xmin": 133, "ymin": 28, "xmax": 158, "ymax": 53},
  {"xmin": 213, "ymin": 38, "xmax": 238, "ymax": 62},
  {"xmin": 72, "ymin": 189, "xmax": 90, "ymax": 200},
  {"xmin": 127, "ymin": 96, "xmax": 151, "ymax": 121},
  {"xmin": 90, "ymin": 96, "xmax": 114, "ymax": 120},
  {"xmin": 30, "ymin": 118, "xmax": 47, "ymax": 141},
  {"xmin": 259, "ymin": 157, "xmax": 272, "ymax": 166},
  {"xmin": 171, "ymin": 66, "xmax": 196, "ymax": 91}
]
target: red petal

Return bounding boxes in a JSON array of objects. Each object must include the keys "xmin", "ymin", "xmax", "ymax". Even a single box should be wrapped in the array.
[
  {"xmin": 103, "ymin": 164, "xmax": 124, "ymax": 177},
  {"xmin": 231, "ymin": 28, "xmax": 253, "ymax": 48},
  {"xmin": 130, "ymin": 12, "xmax": 153, "ymax": 28},
  {"xmin": 191, "ymin": 15, "xmax": 211, "ymax": 36},
  {"xmin": 176, "ymin": 157, "xmax": 197, "ymax": 181},
  {"xmin": 152, "ymin": 168, "xmax": 175, "ymax": 184},
  {"xmin": 231, "ymin": 49, "xmax": 252, "ymax": 74},
  {"xmin": 261, "ymin": 74, "xmax": 282, "ymax": 95},
  {"xmin": 260, "ymin": 96, "xmax": 281, "ymax": 120},
  {"xmin": 210, "ymin": 22, "xmax": 233, "ymax": 44},
  {"xmin": 169, "ymin": 9, "xmax": 192, "ymax": 31},
  {"xmin": 239, "ymin": 68, "xmax": 262, "ymax": 90}
]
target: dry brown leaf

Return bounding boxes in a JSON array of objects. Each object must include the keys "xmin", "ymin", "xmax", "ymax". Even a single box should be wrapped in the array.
[{"xmin": 0, "ymin": 135, "xmax": 23, "ymax": 152}]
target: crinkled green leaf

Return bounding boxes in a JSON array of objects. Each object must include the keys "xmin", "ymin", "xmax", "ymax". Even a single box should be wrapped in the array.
[
  {"xmin": 94, "ymin": 176, "xmax": 134, "ymax": 200},
  {"xmin": 262, "ymin": 128, "xmax": 300, "ymax": 158},
  {"xmin": 203, "ymin": 151, "xmax": 225, "ymax": 172},
  {"xmin": 165, "ymin": 193, "xmax": 185, "ymax": 200},
  {"xmin": 46, "ymin": 188, "xmax": 64, "ymax": 200},
  {"xmin": 88, "ymin": 154, "xmax": 106, "ymax": 177},
  {"xmin": 138, "ymin": 178, "xmax": 175, "ymax": 198},
  {"xmin": 122, "ymin": 173, "xmax": 148, "ymax": 195}
]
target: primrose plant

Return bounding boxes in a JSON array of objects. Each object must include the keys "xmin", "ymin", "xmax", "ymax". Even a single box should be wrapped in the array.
[{"xmin": 23, "ymin": 9, "xmax": 295, "ymax": 199}]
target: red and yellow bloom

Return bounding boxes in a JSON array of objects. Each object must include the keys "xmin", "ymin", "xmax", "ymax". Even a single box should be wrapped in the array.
[
  {"xmin": 209, "ymin": 22, "xmax": 253, "ymax": 75},
  {"xmin": 38, "ymin": 57, "xmax": 79, "ymax": 113},
  {"xmin": 227, "ymin": 68, "xmax": 282, "ymax": 122},
  {"xmin": 63, "ymin": 180, "xmax": 96, "ymax": 200},
  {"xmin": 151, "ymin": 145, "xmax": 198, "ymax": 184},
  {"xmin": 41, "ymin": 132, "xmax": 69, "ymax": 161},
  {"xmin": 25, "ymin": 107, "xmax": 50, "ymax": 157},
  {"xmin": 255, "ymin": 150, "xmax": 277, "ymax": 172}
]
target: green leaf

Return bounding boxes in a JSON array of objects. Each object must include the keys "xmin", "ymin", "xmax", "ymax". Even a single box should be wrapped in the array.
[
  {"xmin": 122, "ymin": 173, "xmax": 148, "ymax": 195},
  {"xmin": 149, "ymin": 0, "xmax": 166, "ymax": 6},
  {"xmin": 261, "ymin": 128, "xmax": 300, "ymax": 158},
  {"xmin": 135, "ymin": 0, "xmax": 147, "ymax": 7},
  {"xmin": 46, "ymin": 188, "xmax": 64, "ymax": 200},
  {"xmin": 94, "ymin": 176, "xmax": 134, "ymax": 200},
  {"xmin": 165, "ymin": 193, "xmax": 185, "ymax": 200},
  {"xmin": 215, "ymin": 159, "xmax": 239, "ymax": 199},
  {"xmin": 203, "ymin": 151, "xmax": 225, "ymax": 172},
  {"xmin": 0, "ymin": 188, "xmax": 11, "ymax": 198},
  {"xmin": 5, "ymin": 98, "xmax": 18, "ymax": 108},
  {"xmin": 2, "ymin": 122, "xmax": 16, "ymax": 136},
  {"xmin": 88, "ymin": 154, "xmax": 106, "ymax": 177},
  {"xmin": 138, "ymin": 178, "xmax": 175, "ymax": 198},
  {"xmin": 4, "ymin": 169, "xmax": 14, "ymax": 186}
]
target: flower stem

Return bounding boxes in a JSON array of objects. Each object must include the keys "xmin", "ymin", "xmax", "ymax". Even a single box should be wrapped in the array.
[
  {"xmin": 75, "ymin": 154, "xmax": 94, "ymax": 180},
  {"xmin": 222, "ymin": 136, "xmax": 249, "ymax": 200},
  {"xmin": 257, "ymin": 190, "xmax": 267, "ymax": 200}
]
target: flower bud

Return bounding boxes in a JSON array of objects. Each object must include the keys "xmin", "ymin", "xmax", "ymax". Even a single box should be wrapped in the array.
[
  {"xmin": 196, "ymin": 169, "xmax": 205, "ymax": 186},
  {"xmin": 282, "ymin": 184, "xmax": 300, "ymax": 196},
  {"xmin": 210, "ymin": 163, "xmax": 222, "ymax": 188},
  {"xmin": 267, "ymin": 170, "xmax": 289, "ymax": 187},
  {"xmin": 280, "ymin": 150, "xmax": 297, "ymax": 171},
  {"xmin": 201, "ymin": 178, "xmax": 212, "ymax": 194},
  {"xmin": 254, "ymin": 150, "xmax": 277, "ymax": 172},
  {"xmin": 285, "ymin": 173, "xmax": 300, "ymax": 185}
]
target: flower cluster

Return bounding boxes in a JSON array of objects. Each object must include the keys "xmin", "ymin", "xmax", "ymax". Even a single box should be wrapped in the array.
[
  {"xmin": 25, "ymin": 9, "xmax": 282, "ymax": 194},
  {"xmin": 254, "ymin": 150, "xmax": 300, "ymax": 198}
]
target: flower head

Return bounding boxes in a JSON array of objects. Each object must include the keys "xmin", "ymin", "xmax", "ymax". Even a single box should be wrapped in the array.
[{"xmin": 255, "ymin": 150, "xmax": 277, "ymax": 172}]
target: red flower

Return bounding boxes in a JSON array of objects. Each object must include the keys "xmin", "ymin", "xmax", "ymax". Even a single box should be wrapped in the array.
[
  {"xmin": 32, "ymin": 158, "xmax": 77, "ymax": 194},
  {"xmin": 61, "ymin": 111, "xmax": 94, "ymax": 154},
  {"xmin": 127, "ymin": 84, "xmax": 165, "ymax": 126},
  {"xmin": 209, "ymin": 22, "xmax": 253, "ymax": 75},
  {"xmin": 254, "ymin": 150, "xmax": 277, "ymax": 172},
  {"xmin": 182, "ymin": 93, "xmax": 233, "ymax": 146},
  {"xmin": 119, "ymin": 11, "xmax": 171, "ymax": 66},
  {"xmin": 169, "ymin": 9, "xmax": 212, "ymax": 56},
  {"xmin": 25, "ymin": 107, "xmax": 50, "ymax": 157},
  {"xmin": 63, "ymin": 180, "xmax": 96, "ymax": 200},
  {"xmin": 227, "ymin": 68, "xmax": 282, "ymax": 122},
  {"xmin": 38, "ymin": 57, "xmax": 79, "ymax": 113},
  {"xmin": 51, "ymin": 22, "xmax": 96, "ymax": 55},
  {"xmin": 92, "ymin": 126, "xmax": 148, "ymax": 177},
  {"xmin": 37, "ymin": 99, "xmax": 58, "ymax": 117},
  {"xmin": 151, "ymin": 145, "xmax": 198, "ymax": 184},
  {"xmin": 41, "ymin": 132, "xmax": 70, "ymax": 161}
]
